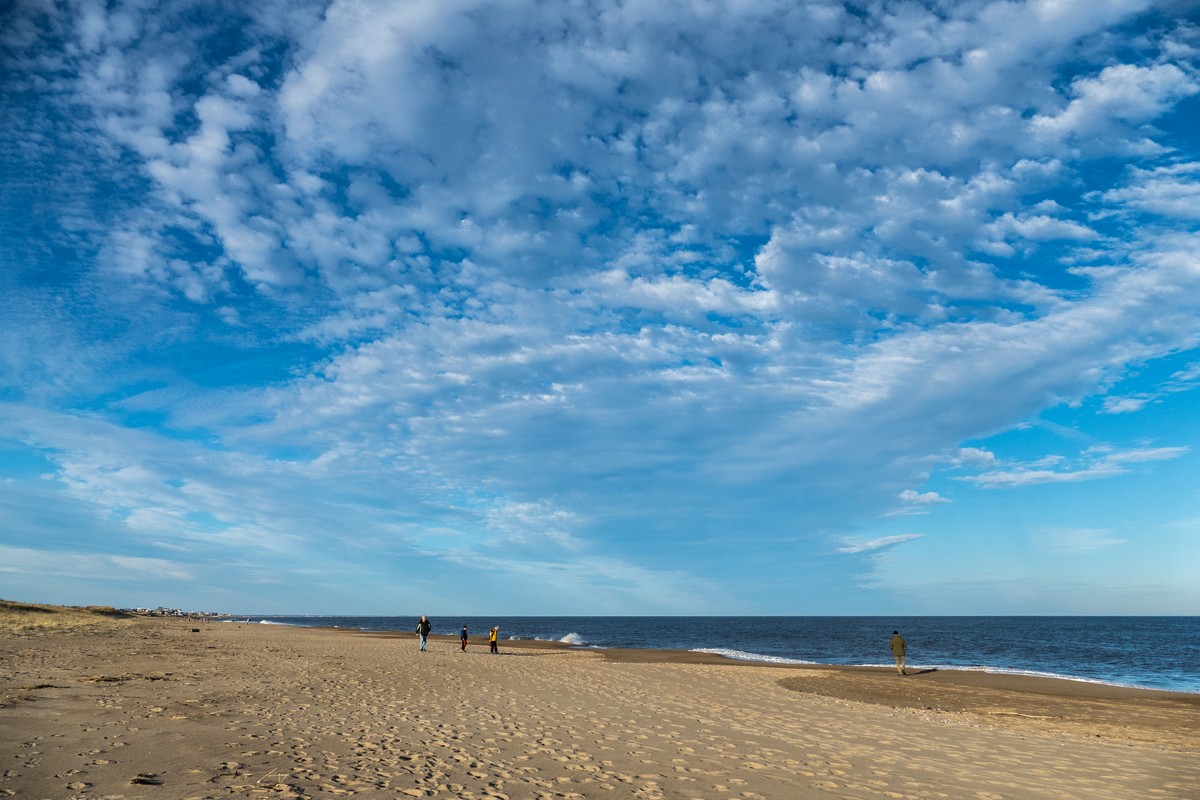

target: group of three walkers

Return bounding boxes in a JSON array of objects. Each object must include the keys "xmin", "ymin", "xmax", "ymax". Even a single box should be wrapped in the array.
[
  {"xmin": 414, "ymin": 615, "xmax": 908, "ymax": 673},
  {"xmin": 415, "ymin": 615, "xmax": 499, "ymax": 653}
]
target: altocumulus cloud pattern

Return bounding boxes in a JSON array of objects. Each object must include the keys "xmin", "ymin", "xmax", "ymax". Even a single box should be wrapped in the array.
[{"xmin": 1, "ymin": 0, "xmax": 1199, "ymax": 615}]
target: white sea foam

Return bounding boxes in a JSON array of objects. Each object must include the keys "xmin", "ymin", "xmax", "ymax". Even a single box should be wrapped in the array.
[
  {"xmin": 691, "ymin": 647, "xmax": 818, "ymax": 665},
  {"xmin": 825, "ymin": 661, "xmax": 1177, "ymax": 693},
  {"xmin": 929, "ymin": 664, "xmax": 1176, "ymax": 692},
  {"xmin": 694, "ymin": 653, "xmax": 1162, "ymax": 691},
  {"xmin": 506, "ymin": 632, "xmax": 589, "ymax": 645}
]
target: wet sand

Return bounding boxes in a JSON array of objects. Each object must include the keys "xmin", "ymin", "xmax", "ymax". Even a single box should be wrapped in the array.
[{"xmin": 2, "ymin": 613, "xmax": 1197, "ymax": 799}]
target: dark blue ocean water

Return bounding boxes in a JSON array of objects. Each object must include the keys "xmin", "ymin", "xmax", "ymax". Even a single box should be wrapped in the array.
[{"xmin": 229, "ymin": 615, "xmax": 1200, "ymax": 694}]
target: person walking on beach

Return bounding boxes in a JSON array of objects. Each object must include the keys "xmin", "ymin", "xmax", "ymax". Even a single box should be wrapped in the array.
[
  {"xmin": 416, "ymin": 615, "xmax": 432, "ymax": 652},
  {"xmin": 460, "ymin": 625, "xmax": 469, "ymax": 652},
  {"xmin": 489, "ymin": 626, "xmax": 499, "ymax": 654},
  {"xmin": 890, "ymin": 630, "xmax": 907, "ymax": 675}
]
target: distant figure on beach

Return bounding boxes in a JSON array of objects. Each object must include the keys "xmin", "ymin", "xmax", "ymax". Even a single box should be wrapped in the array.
[
  {"xmin": 489, "ymin": 626, "xmax": 499, "ymax": 654},
  {"xmin": 461, "ymin": 625, "xmax": 469, "ymax": 651},
  {"xmin": 416, "ymin": 615, "xmax": 432, "ymax": 652},
  {"xmin": 890, "ymin": 630, "xmax": 907, "ymax": 675}
]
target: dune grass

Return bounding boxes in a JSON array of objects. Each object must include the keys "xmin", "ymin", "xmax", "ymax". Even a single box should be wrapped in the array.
[{"xmin": 0, "ymin": 599, "xmax": 135, "ymax": 634}]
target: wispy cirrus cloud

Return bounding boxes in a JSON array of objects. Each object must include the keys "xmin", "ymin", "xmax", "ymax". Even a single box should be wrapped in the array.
[
  {"xmin": 837, "ymin": 534, "xmax": 925, "ymax": 555},
  {"xmin": 959, "ymin": 445, "xmax": 1189, "ymax": 488},
  {"xmin": 1102, "ymin": 360, "xmax": 1200, "ymax": 414}
]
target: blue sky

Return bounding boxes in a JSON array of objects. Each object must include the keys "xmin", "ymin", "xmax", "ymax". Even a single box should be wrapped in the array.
[{"xmin": 2, "ymin": 0, "xmax": 1199, "ymax": 616}]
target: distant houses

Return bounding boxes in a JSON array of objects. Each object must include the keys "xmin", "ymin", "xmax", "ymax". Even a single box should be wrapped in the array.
[{"xmin": 129, "ymin": 606, "xmax": 224, "ymax": 619}]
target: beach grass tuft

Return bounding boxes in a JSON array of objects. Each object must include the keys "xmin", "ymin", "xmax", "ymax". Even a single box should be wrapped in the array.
[{"xmin": 0, "ymin": 598, "xmax": 134, "ymax": 634}]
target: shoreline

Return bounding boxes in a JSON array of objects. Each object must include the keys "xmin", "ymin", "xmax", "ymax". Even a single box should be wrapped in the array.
[
  {"xmin": 352, "ymin": 627, "xmax": 1200, "ymax": 753},
  {"xmin": 3, "ymin": 615, "xmax": 1197, "ymax": 799},
  {"xmin": 247, "ymin": 617, "xmax": 1200, "ymax": 697}
]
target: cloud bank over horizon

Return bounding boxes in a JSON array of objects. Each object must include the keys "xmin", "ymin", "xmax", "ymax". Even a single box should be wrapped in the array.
[{"xmin": 2, "ymin": 0, "xmax": 1198, "ymax": 615}]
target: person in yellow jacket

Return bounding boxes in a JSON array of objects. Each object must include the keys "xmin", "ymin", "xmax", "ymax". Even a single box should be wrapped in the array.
[
  {"xmin": 489, "ymin": 626, "xmax": 499, "ymax": 654},
  {"xmin": 890, "ymin": 630, "xmax": 907, "ymax": 675}
]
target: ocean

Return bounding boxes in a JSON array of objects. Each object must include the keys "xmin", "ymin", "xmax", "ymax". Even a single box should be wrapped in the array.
[{"xmin": 227, "ymin": 615, "xmax": 1200, "ymax": 694}]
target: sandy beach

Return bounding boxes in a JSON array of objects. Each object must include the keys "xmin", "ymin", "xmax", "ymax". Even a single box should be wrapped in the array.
[{"xmin": 2, "ymin": 605, "xmax": 1197, "ymax": 799}]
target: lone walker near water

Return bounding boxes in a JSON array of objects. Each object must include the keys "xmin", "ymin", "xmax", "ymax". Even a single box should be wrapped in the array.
[
  {"xmin": 416, "ymin": 615, "xmax": 431, "ymax": 652},
  {"xmin": 461, "ymin": 625, "xmax": 469, "ymax": 651},
  {"xmin": 890, "ymin": 630, "xmax": 907, "ymax": 675}
]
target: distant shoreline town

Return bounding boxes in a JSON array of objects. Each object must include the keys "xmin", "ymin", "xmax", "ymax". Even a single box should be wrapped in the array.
[{"xmin": 127, "ymin": 606, "xmax": 226, "ymax": 619}]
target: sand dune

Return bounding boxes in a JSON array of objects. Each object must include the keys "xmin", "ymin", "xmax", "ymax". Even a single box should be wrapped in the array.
[{"xmin": 1, "ymin": 614, "xmax": 1196, "ymax": 799}]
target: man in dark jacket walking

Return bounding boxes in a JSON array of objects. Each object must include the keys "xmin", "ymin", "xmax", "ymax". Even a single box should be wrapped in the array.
[{"xmin": 416, "ymin": 615, "xmax": 432, "ymax": 652}]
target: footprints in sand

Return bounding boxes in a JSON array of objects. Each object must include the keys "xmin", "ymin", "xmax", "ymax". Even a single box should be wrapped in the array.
[{"xmin": 3, "ymin": 625, "xmax": 1198, "ymax": 800}]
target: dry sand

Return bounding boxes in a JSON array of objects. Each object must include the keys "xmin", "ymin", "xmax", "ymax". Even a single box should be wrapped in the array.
[{"xmin": 1, "ymin": 606, "xmax": 1197, "ymax": 800}]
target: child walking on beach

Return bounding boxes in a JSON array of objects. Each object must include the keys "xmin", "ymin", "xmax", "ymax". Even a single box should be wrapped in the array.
[{"xmin": 461, "ymin": 625, "xmax": 468, "ymax": 651}]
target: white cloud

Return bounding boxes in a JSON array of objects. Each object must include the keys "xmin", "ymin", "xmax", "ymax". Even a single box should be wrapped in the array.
[
  {"xmin": 954, "ymin": 447, "xmax": 998, "ymax": 468},
  {"xmin": 987, "ymin": 212, "xmax": 1099, "ymax": 243},
  {"xmin": 838, "ymin": 534, "xmax": 924, "ymax": 554},
  {"xmin": 4, "ymin": 0, "xmax": 1200, "ymax": 613},
  {"xmin": 1103, "ymin": 445, "xmax": 1190, "ymax": 463},
  {"xmin": 1032, "ymin": 63, "xmax": 1198, "ymax": 151},
  {"xmin": 960, "ymin": 443, "xmax": 1188, "ymax": 488},
  {"xmin": 899, "ymin": 489, "xmax": 949, "ymax": 506},
  {"xmin": 1102, "ymin": 394, "xmax": 1153, "ymax": 414},
  {"xmin": 966, "ymin": 464, "xmax": 1126, "ymax": 487},
  {"xmin": 0, "ymin": 544, "xmax": 193, "ymax": 582},
  {"xmin": 1101, "ymin": 163, "xmax": 1200, "ymax": 220}
]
